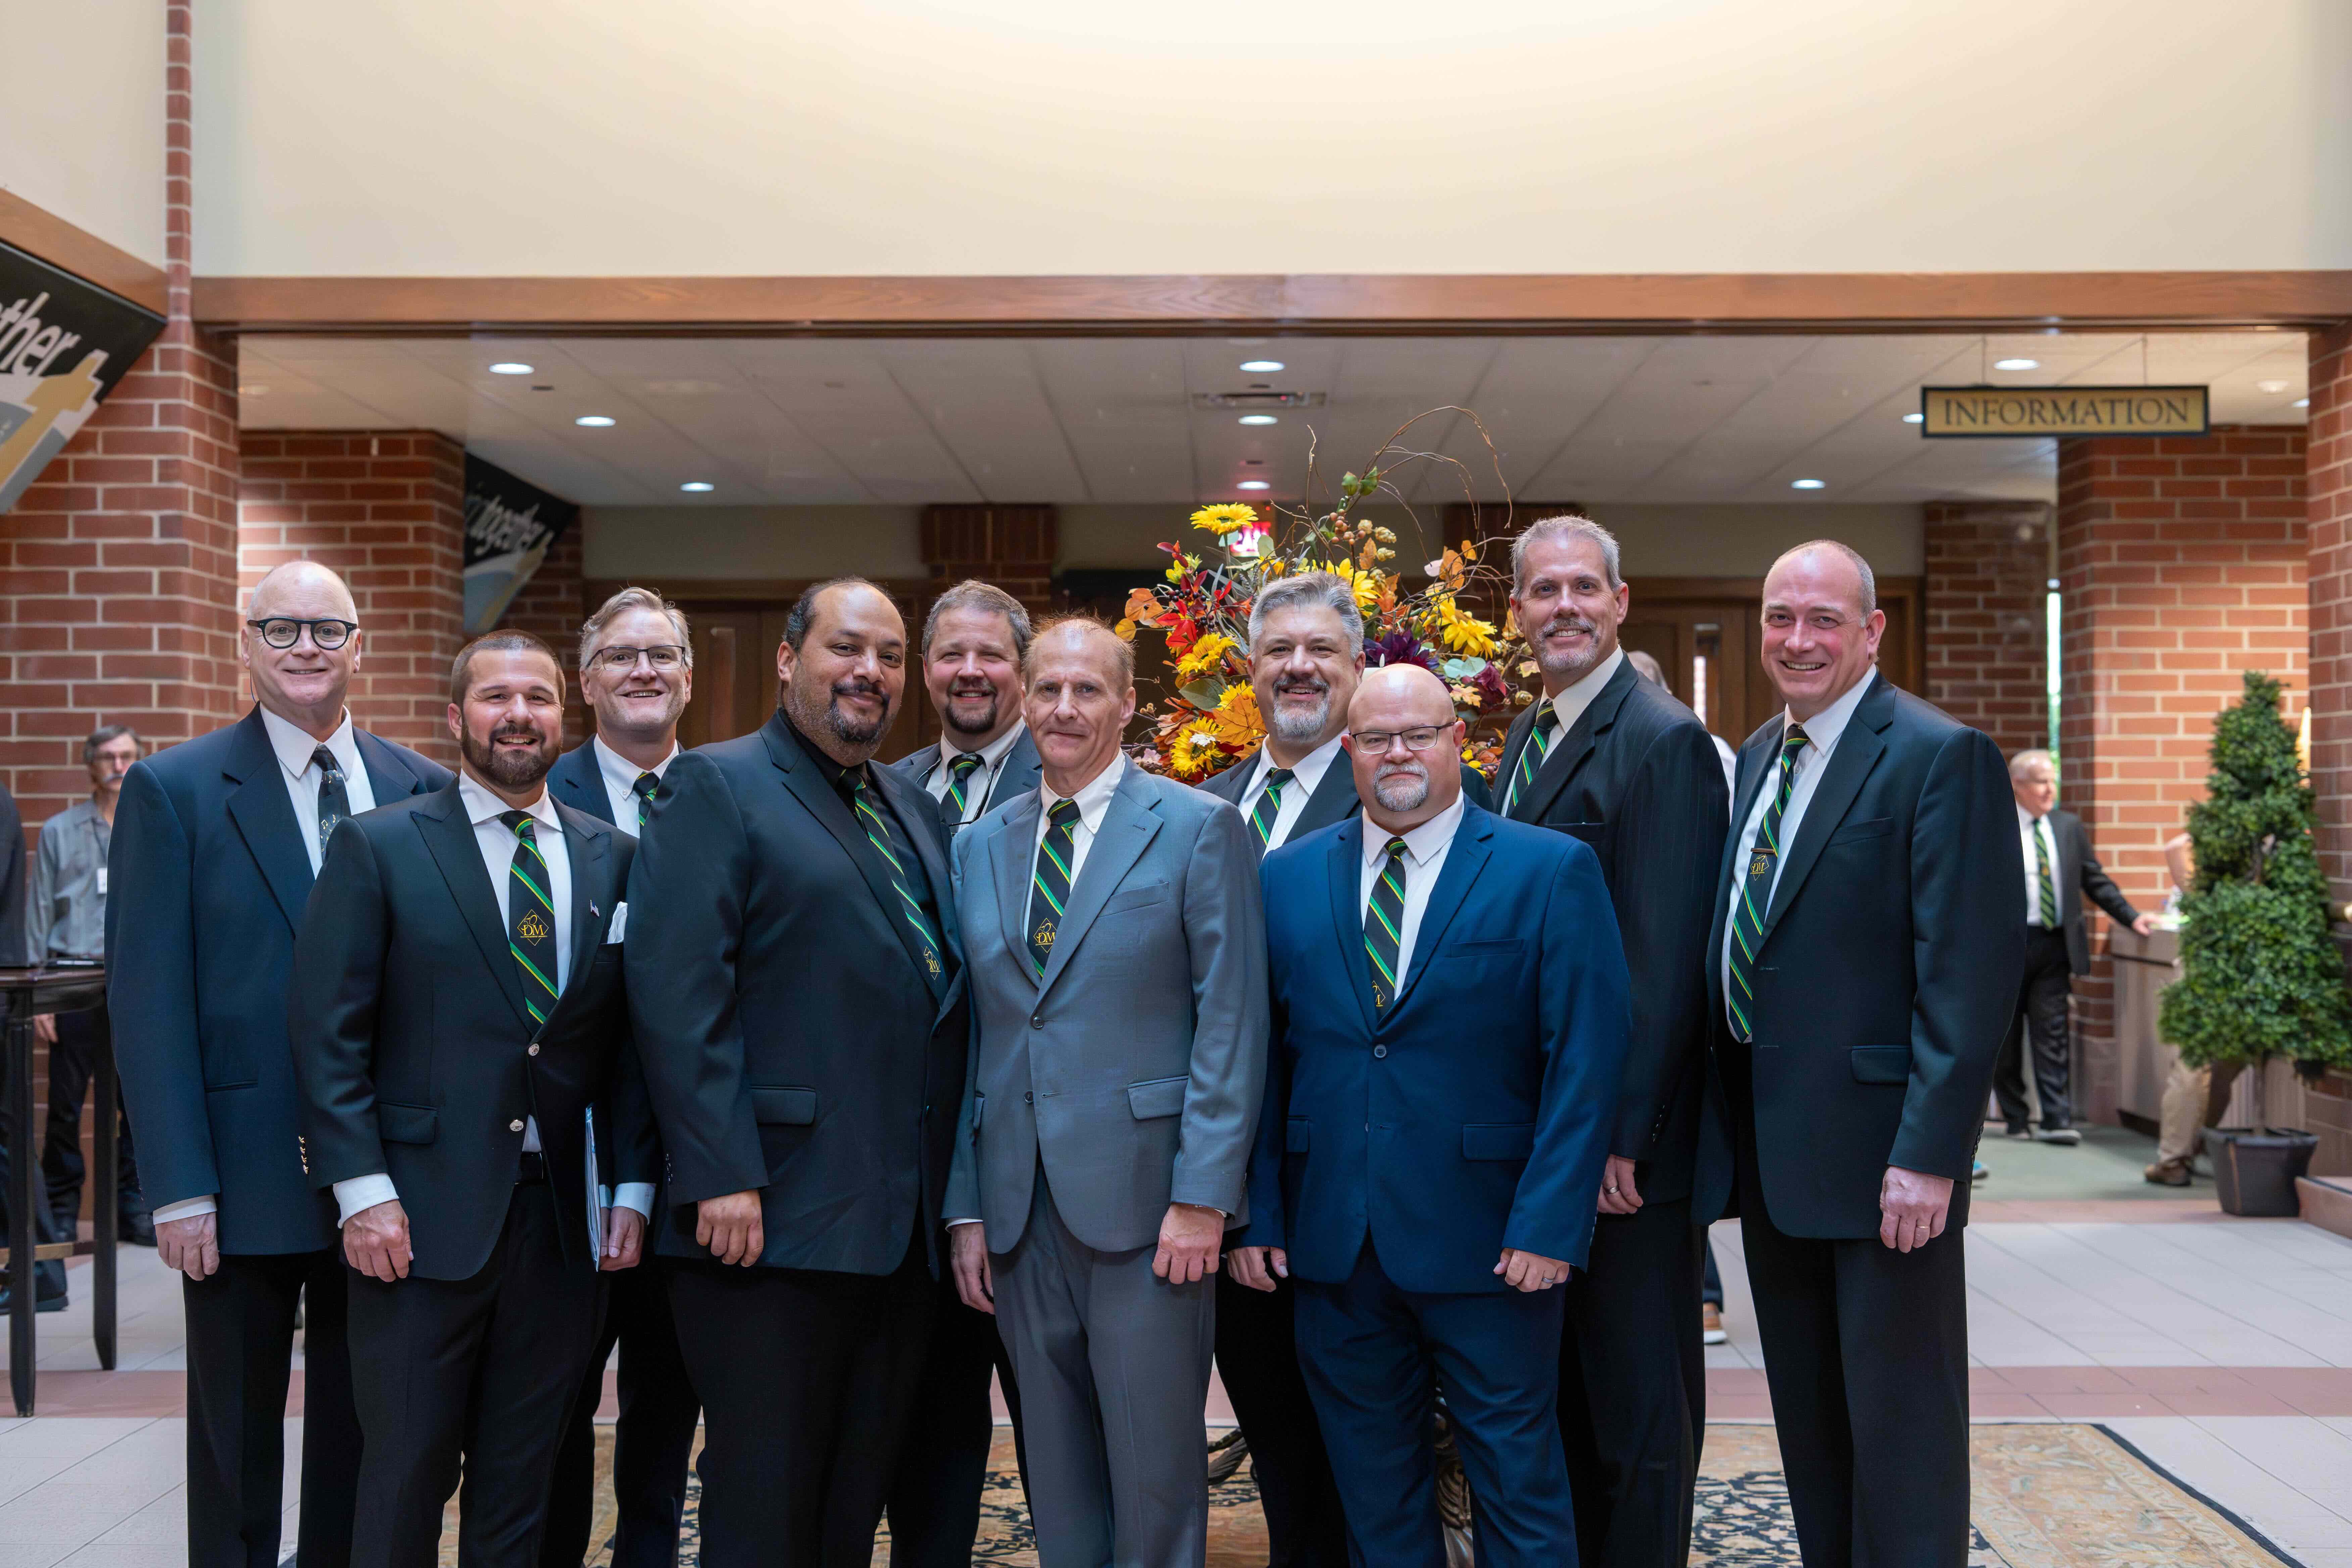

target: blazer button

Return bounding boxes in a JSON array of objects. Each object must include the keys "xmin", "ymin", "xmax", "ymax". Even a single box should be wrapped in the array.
[
  {"xmin": 1372, "ymin": 1045, "xmax": 1388, "ymax": 1060},
  {"xmin": 527, "ymin": 1044, "xmax": 540, "ymax": 1056},
  {"xmin": 509, "ymin": 1119, "xmax": 525, "ymax": 1132},
  {"xmin": 1030, "ymin": 1015, "xmax": 1044, "ymax": 1029},
  {"xmin": 1024, "ymin": 1091, "xmax": 1035, "ymax": 1105}
]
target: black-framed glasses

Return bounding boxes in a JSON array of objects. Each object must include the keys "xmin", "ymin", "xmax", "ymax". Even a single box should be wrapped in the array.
[
  {"xmin": 587, "ymin": 644, "xmax": 688, "ymax": 673},
  {"xmin": 1350, "ymin": 726, "xmax": 1447, "ymax": 753},
  {"xmin": 247, "ymin": 617, "xmax": 357, "ymax": 650}
]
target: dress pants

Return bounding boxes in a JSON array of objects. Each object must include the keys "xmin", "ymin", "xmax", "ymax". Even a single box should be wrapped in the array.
[
  {"xmin": 541, "ymin": 1261, "xmax": 700, "ymax": 1568},
  {"xmin": 345, "ymin": 1181, "xmax": 601, "ymax": 1568},
  {"xmin": 181, "ymin": 1246, "xmax": 361, "ymax": 1568},
  {"xmin": 991, "ymin": 1174, "xmax": 1216, "ymax": 1568},
  {"xmin": 665, "ymin": 1232, "xmax": 934, "ymax": 1568},
  {"xmin": 1215, "ymin": 1270, "xmax": 1351, "ymax": 1568},
  {"xmin": 1558, "ymin": 1196, "xmax": 1704, "ymax": 1568},
  {"xmin": 1993, "ymin": 926, "xmax": 2074, "ymax": 1132},
  {"xmin": 1293, "ymin": 1240, "xmax": 1577, "ymax": 1568},
  {"xmin": 884, "ymin": 1269, "xmax": 1030, "ymax": 1568},
  {"xmin": 42, "ymin": 1007, "xmax": 147, "ymax": 1228}
]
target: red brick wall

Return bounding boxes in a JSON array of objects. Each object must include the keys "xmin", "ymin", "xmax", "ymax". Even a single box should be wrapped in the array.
[
  {"xmin": 495, "ymin": 523, "xmax": 590, "ymax": 746},
  {"xmin": 2301, "ymin": 324, "xmax": 2352, "ymax": 1176},
  {"xmin": 1922, "ymin": 500, "xmax": 2051, "ymax": 757},
  {"xmin": 2056, "ymin": 424, "xmax": 2309, "ymax": 1122},
  {"xmin": 236, "ymin": 432, "xmax": 466, "ymax": 767}
]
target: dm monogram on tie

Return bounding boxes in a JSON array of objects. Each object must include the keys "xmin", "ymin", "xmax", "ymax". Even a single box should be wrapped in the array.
[
  {"xmin": 1503, "ymin": 706, "xmax": 1560, "ymax": 816},
  {"xmin": 1725, "ymin": 724, "xmax": 1809, "ymax": 1045},
  {"xmin": 1364, "ymin": 836, "xmax": 1408, "ymax": 1010},
  {"xmin": 1028, "ymin": 799, "xmax": 1081, "ymax": 976},
  {"xmin": 1248, "ymin": 768, "xmax": 1293, "ymax": 854},
  {"xmin": 2034, "ymin": 820, "xmax": 2058, "ymax": 926},
  {"xmin": 850, "ymin": 774, "xmax": 946, "ymax": 979},
  {"xmin": 501, "ymin": 811, "xmax": 560, "ymax": 1026}
]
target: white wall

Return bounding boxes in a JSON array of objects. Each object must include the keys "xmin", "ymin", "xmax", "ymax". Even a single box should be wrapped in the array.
[
  {"xmin": 582, "ymin": 506, "xmax": 926, "ymax": 582},
  {"xmin": 3, "ymin": 0, "xmax": 165, "ymax": 265},
  {"xmin": 193, "ymin": 0, "xmax": 2352, "ymax": 278}
]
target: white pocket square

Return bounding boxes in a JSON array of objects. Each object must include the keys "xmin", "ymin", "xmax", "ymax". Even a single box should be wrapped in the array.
[{"xmin": 605, "ymin": 901, "xmax": 628, "ymax": 944}]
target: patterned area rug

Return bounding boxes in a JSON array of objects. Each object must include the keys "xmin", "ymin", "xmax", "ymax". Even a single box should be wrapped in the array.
[{"xmin": 474, "ymin": 1421, "xmax": 2302, "ymax": 1568}]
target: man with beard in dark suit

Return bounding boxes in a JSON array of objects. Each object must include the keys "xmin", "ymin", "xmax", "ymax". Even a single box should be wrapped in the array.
[
  {"xmin": 626, "ymin": 578, "xmax": 971, "ymax": 1568},
  {"xmin": 1492, "ymin": 516, "xmax": 1727, "ymax": 1568},
  {"xmin": 541, "ymin": 586, "xmax": 699, "ymax": 1568},
  {"xmin": 110, "ymin": 560, "xmax": 449, "ymax": 1568}
]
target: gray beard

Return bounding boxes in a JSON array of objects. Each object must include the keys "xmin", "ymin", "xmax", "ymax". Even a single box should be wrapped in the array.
[
  {"xmin": 1266, "ymin": 691, "xmax": 1331, "ymax": 745},
  {"xmin": 1372, "ymin": 766, "xmax": 1430, "ymax": 813}
]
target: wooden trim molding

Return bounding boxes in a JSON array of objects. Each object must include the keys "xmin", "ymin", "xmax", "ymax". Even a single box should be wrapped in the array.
[
  {"xmin": 0, "ymin": 190, "xmax": 167, "ymax": 315},
  {"xmin": 193, "ymin": 270, "xmax": 2352, "ymax": 337}
]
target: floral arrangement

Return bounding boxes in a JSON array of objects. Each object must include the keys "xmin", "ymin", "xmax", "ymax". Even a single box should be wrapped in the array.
[{"xmin": 1115, "ymin": 409, "xmax": 1535, "ymax": 781}]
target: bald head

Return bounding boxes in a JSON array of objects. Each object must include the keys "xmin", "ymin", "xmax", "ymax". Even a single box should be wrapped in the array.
[
  {"xmin": 1760, "ymin": 538, "xmax": 1885, "ymax": 721},
  {"xmin": 247, "ymin": 559, "xmax": 357, "ymax": 621},
  {"xmin": 240, "ymin": 559, "xmax": 362, "ymax": 739},
  {"xmin": 1344, "ymin": 664, "xmax": 1465, "ymax": 831}
]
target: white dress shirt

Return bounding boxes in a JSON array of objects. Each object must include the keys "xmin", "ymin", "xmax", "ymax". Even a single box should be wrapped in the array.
[
  {"xmin": 925, "ymin": 722, "xmax": 1029, "ymax": 826},
  {"xmin": 1720, "ymin": 671, "xmax": 1878, "ymax": 1001},
  {"xmin": 1358, "ymin": 794, "xmax": 1466, "ymax": 982},
  {"xmin": 1546, "ymin": 648, "xmax": 1626, "ymax": 737},
  {"xmin": 593, "ymin": 734, "xmax": 680, "ymax": 832},
  {"xmin": 1237, "ymin": 733, "xmax": 1345, "ymax": 851},
  {"xmin": 2018, "ymin": 804, "xmax": 2058, "ymax": 927},
  {"xmin": 1034, "ymin": 750, "xmax": 1127, "ymax": 887},
  {"xmin": 155, "ymin": 708, "xmax": 384, "ymax": 1228},
  {"xmin": 259, "ymin": 704, "xmax": 377, "ymax": 875},
  {"xmin": 333, "ymin": 773, "xmax": 649, "ymax": 1226}
]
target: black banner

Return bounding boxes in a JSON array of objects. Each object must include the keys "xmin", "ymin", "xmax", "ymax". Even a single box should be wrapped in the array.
[
  {"xmin": 0, "ymin": 241, "xmax": 166, "ymax": 514},
  {"xmin": 463, "ymin": 454, "xmax": 580, "ymax": 633}
]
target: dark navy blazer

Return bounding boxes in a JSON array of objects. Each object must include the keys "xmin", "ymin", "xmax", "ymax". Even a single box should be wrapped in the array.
[
  {"xmin": 547, "ymin": 738, "xmax": 622, "ymax": 828},
  {"xmin": 106, "ymin": 706, "xmax": 449, "ymax": 1255},
  {"xmin": 1240, "ymin": 802, "xmax": 1630, "ymax": 1293}
]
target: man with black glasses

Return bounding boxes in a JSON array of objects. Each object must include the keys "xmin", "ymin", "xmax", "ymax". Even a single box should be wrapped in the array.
[{"xmin": 111, "ymin": 561, "xmax": 450, "ymax": 1568}]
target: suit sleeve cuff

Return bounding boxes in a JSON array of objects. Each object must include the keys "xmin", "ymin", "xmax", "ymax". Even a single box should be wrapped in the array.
[
  {"xmin": 611, "ymin": 1183, "xmax": 654, "ymax": 1220},
  {"xmin": 333, "ymin": 1174, "xmax": 399, "ymax": 1227},
  {"xmin": 151, "ymin": 1195, "xmax": 216, "ymax": 1226}
]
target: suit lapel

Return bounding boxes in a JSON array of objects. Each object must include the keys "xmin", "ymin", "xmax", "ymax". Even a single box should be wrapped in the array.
[
  {"xmin": 1514, "ymin": 662, "xmax": 1634, "ymax": 823},
  {"xmin": 1389, "ymin": 808, "xmax": 1491, "ymax": 1014},
  {"xmin": 992, "ymin": 790, "xmax": 1042, "ymax": 980},
  {"xmin": 221, "ymin": 711, "xmax": 317, "ymax": 935},
  {"xmin": 1759, "ymin": 678, "xmax": 1892, "ymax": 943},
  {"xmin": 1709, "ymin": 723, "xmax": 1781, "ymax": 1019},
  {"xmin": 355, "ymin": 729, "xmax": 425, "ymax": 807},
  {"xmin": 546, "ymin": 744, "xmax": 612, "ymax": 826},
  {"xmin": 415, "ymin": 786, "xmax": 534, "ymax": 1030},
  {"xmin": 989, "ymin": 728, "xmax": 1042, "ymax": 813},
  {"xmin": 762, "ymin": 717, "xmax": 937, "ymax": 989},
  {"xmin": 1035, "ymin": 770, "xmax": 1161, "ymax": 1000},
  {"xmin": 1324, "ymin": 816, "xmax": 1378, "ymax": 1032},
  {"xmin": 873, "ymin": 760, "xmax": 957, "ymax": 1005},
  {"xmin": 1293, "ymin": 752, "xmax": 1361, "ymax": 837},
  {"xmin": 556, "ymin": 804, "xmax": 606, "ymax": 995}
]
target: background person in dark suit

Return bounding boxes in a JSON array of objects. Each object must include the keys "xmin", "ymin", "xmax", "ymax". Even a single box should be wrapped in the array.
[
  {"xmin": 109, "ymin": 560, "xmax": 449, "ymax": 1568},
  {"xmin": 1998, "ymin": 748, "xmax": 2149, "ymax": 1147},
  {"xmin": 1231, "ymin": 664, "xmax": 1630, "ymax": 1568},
  {"xmin": 882, "ymin": 578, "xmax": 1036, "ymax": 1568},
  {"xmin": 541, "ymin": 587, "xmax": 699, "ymax": 1568},
  {"xmin": 626, "ymin": 578, "xmax": 971, "ymax": 1568},
  {"xmin": 291, "ymin": 630, "xmax": 650, "ymax": 1568},
  {"xmin": 1700, "ymin": 542, "xmax": 2017, "ymax": 1568},
  {"xmin": 1494, "ymin": 516, "xmax": 1728, "ymax": 1568}
]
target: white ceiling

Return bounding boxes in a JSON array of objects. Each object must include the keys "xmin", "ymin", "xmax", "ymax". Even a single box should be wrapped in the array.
[{"xmin": 235, "ymin": 331, "xmax": 2313, "ymax": 509}]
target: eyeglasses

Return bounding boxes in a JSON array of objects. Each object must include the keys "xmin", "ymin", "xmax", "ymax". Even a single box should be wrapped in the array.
[
  {"xmin": 1760, "ymin": 609, "xmax": 1862, "ymax": 633},
  {"xmin": 587, "ymin": 644, "xmax": 688, "ymax": 673},
  {"xmin": 1350, "ymin": 726, "xmax": 1447, "ymax": 753},
  {"xmin": 247, "ymin": 617, "xmax": 357, "ymax": 650}
]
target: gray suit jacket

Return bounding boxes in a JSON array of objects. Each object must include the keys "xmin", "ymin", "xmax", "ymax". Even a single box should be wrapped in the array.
[{"xmin": 946, "ymin": 760, "xmax": 1269, "ymax": 1253}]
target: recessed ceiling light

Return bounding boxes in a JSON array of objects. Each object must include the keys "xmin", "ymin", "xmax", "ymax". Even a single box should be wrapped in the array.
[
  {"xmin": 2295, "ymin": 398, "xmax": 2311, "ymax": 408},
  {"xmin": 489, "ymin": 362, "xmax": 534, "ymax": 375},
  {"xmin": 680, "ymin": 481, "xmax": 715, "ymax": 493},
  {"xmin": 1902, "ymin": 412, "xmax": 1924, "ymax": 424},
  {"xmin": 1994, "ymin": 357, "xmax": 2040, "ymax": 371},
  {"xmin": 237, "ymin": 383, "xmax": 270, "ymax": 396},
  {"xmin": 1236, "ymin": 480, "xmax": 1271, "ymax": 491},
  {"xmin": 1791, "ymin": 478, "xmax": 1826, "ymax": 490},
  {"xmin": 574, "ymin": 414, "xmax": 616, "ymax": 428},
  {"xmin": 1238, "ymin": 414, "xmax": 1278, "ymax": 426},
  {"xmin": 1238, "ymin": 360, "xmax": 1285, "ymax": 374},
  {"xmin": 2256, "ymin": 379, "xmax": 2292, "ymax": 395}
]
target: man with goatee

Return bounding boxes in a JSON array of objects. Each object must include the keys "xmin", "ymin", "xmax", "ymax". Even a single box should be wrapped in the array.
[
  {"xmin": 628, "ymin": 578, "xmax": 971, "ymax": 1568},
  {"xmin": 289, "ymin": 630, "xmax": 650, "ymax": 1567}
]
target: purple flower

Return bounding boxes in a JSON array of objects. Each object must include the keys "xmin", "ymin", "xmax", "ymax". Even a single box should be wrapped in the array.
[{"xmin": 1364, "ymin": 632, "xmax": 1440, "ymax": 674}]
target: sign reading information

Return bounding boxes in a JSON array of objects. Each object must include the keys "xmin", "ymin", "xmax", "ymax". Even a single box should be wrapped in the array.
[
  {"xmin": 1919, "ymin": 385, "xmax": 2209, "ymax": 439},
  {"xmin": 0, "ymin": 241, "xmax": 166, "ymax": 514}
]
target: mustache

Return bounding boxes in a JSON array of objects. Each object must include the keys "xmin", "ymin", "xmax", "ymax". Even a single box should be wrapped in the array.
[
  {"xmin": 1538, "ymin": 613, "xmax": 1596, "ymax": 639},
  {"xmin": 1274, "ymin": 676, "xmax": 1329, "ymax": 695},
  {"xmin": 832, "ymin": 676, "xmax": 886, "ymax": 701},
  {"xmin": 490, "ymin": 720, "xmax": 544, "ymax": 742}
]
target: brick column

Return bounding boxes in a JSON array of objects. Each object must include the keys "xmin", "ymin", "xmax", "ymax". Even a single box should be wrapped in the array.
[
  {"xmin": 0, "ymin": 3, "xmax": 239, "ymax": 827},
  {"xmin": 236, "ymin": 431, "xmax": 465, "ymax": 766},
  {"xmin": 2303, "ymin": 323, "xmax": 2352, "ymax": 1174},
  {"xmin": 2057, "ymin": 424, "xmax": 2309, "ymax": 1122},
  {"xmin": 1922, "ymin": 500, "xmax": 2051, "ymax": 756},
  {"xmin": 494, "ymin": 524, "xmax": 590, "ymax": 746}
]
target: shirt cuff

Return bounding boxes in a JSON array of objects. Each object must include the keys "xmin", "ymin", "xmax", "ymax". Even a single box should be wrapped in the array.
[
  {"xmin": 611, "ymin": 1183, "xmax": 654, "ymax": 1220},
  {"xmin": 151, "ymin": 1195, "xmax": 216, "ymax": 1226},
  {"xmin": 333, "ymin": 1174, "xmax": 400, "ymax": 1227},
  {"xmin": 947, "ymin": 1217, "xmax": 984, "ymax": 1228}
]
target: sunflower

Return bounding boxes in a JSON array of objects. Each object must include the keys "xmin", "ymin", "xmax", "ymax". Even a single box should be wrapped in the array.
[
  {"xmin": 1167, "ymin": 718, "xmax": 1224, "ymax": 779},
  {"xmin": 1174, "ymin": 632, "xmax": 1238, "ymax": 682},
  {"xmin": 1438, "ymin": 598, "xmax": 1500, "ymax": 659},
  {"xmin": 1191, "ymin": 503, "xmax": 1261, "ymax": 537},
  {"xmin": 1210, "ymin": 682, "xmax": 1265, "ymax": 747},
  {"xmin": 1311, "ymin": 561, "xmax": 1382, "ymax": 613}
]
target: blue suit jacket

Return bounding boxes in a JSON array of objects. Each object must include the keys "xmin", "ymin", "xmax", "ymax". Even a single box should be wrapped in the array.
[
  {"xmin": 1241, "ymin": 802, "xmax": 1630, "ymax": 1293},
  {"xmin": 547, "ymin": 738, "xmax": 619, "ymax": 828},
  {"xmin": 107, "ymin": 706, "xmax": 450, "ymax": 1254}
]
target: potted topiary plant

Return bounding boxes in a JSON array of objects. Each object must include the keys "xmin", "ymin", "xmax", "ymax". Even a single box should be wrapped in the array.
[{"xmin": 2159, "ymin": 672, "xmax": 2352, "ymax": 1215}]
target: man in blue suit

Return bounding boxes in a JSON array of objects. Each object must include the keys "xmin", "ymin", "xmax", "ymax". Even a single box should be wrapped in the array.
[
  {"xmin": 1231, "ymin": 664, "xmax": 1630, "ymax": 1568},
  {"xmin": 109, "ymin": 560, "xmax": 450, "ymax": 1568}
]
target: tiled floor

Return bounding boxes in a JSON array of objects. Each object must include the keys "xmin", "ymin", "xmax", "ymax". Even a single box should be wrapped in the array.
[{"xmin": 7, "ymin": 1123, "xmax": 2349, "ymax": 1566}]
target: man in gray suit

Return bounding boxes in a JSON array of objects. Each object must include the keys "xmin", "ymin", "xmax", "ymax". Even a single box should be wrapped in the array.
[{"xmin": 948, "ymin": 615, "xmax": 1269, "ymax": 1568}]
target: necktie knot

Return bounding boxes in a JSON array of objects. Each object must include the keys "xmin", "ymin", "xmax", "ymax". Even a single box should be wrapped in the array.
[
  {"xmin": 311, "ymin": 744, "xmax": 343, "ymax": 779},
  {"xmin": 948, "ymin": 753, "xmax": 985, "ymax": 782},
  {"xmin": 1782, "ymin": 723, "xmax": 1810, "ymax": 754},
  {"xmin": 1048, "ymin": 798, "xmax": 1082, "ymax": 830},
  {"xmin": 500, "ymin": 809, "xmax": 536, "ymax": 843},
  {"xmin": 1385, "ymin": 836, "xmax": 1409, "ymax": 858},
  {"xmin": 1533, "ymin": 706, "xmax": 1561, "ymax": 738},
  {"xmin": 632, "ymin": 772, "xmax": 659, "ymax": 800},
  {"xmin": 1266, "ymin": 767, "xmax": 1295, "ymax": 791}
]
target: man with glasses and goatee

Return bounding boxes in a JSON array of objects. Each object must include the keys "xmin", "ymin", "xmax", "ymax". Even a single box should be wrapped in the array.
[
  {"xmin": 542, "ymin": 587, "xmax": 699, "ymax": 1568},
  {"xmin": 109, "ymin": 561, "xmax": 449, "ymax": 1568}
]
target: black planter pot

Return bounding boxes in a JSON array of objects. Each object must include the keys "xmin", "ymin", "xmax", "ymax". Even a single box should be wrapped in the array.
[{"xmin": 2201, "ymin": 1126, "xmax": 2319, "ymax": 1217}]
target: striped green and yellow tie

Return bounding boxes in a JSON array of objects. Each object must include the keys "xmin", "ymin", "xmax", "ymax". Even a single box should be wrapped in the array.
[
  {"xmin": 631, "ymin": 771, "xmax": 659, "ymax": 830},
  {"xmin": 1502, "ymin": 705, "xmax": 1560, "ymax": 816},
  {"xmin": 943, "ymin": 752, "xmax": 986, "ymax": 833},
  {"xmin": 1028, "ymin": 799, "xmax": 1081, "ymax": 976},
  {"xmin": 1364, "ymin": 835, "xmax": 1408, "ymax": 1010},
  {"xmin": 2033, "ymin": 818, "xmax": 2058, "ymax": 926},
  {"xmin": 1247, "ymin": 767, "xmax": 1294, "ymax": 855},
  {"xmin": 1725, "ymin": 724, "xmax": 1810, "ymax": 1045},
  {"xmin": 849, "ymin": 773, "xmax": 946, "ymax": 981},
  {"xmin": 500, "ymin": 812, "xmax": 561, "ymax": 1026}
]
